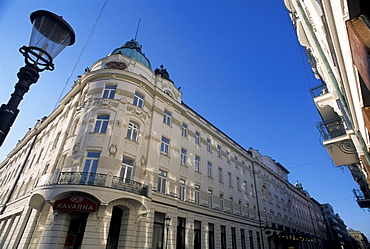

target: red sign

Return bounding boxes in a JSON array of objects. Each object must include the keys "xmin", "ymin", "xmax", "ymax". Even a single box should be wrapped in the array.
[
  {"xmin": 105, "ymin": 61, "xmax": 127, "ymax": 69},
  {"xmin": 54, "ymin": 195, "xmax": 98, "ymax": 212}
]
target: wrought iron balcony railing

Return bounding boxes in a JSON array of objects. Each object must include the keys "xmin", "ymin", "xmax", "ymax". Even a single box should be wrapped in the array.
[
  {"xmin": 316, "ymin": 117, "xmax": 347, "ymax": 140},
  {"xmin": 309, "ymin": 84, "xmax": 329, "ymax": 98},
  {"xmin": 37, "ymin": 171, "xmax": 148, "ymax": 197}
]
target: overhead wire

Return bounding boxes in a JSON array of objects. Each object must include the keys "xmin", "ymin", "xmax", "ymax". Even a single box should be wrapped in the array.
[{"xmin": 53, "ymin": 0, "xmax": 110, "ymax": 110}]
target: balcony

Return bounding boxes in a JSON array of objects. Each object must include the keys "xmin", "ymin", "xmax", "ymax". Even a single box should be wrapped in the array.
[
  {"xmin": 317, "ymin": 117, "xmax": 347, "ymax": 140},
  {"xmin": 37, "ymin": 172, "xmax": 149, "ymax": 197},
  {"xmin": 310, "ymin": 84, "xmax": 328, "ymax": 98},
  {"xmin": 353, "ymin": 189, "xmax": 370, "ymax": 208},
  {"xmin": 317, "ymin": 117, "xmax": 359, "ymax": 166}
]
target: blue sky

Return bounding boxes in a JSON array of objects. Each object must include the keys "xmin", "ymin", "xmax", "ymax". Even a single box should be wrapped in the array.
[{"xmin": 1, "ymin": 0, "xmax": 369, "ymax": 238}]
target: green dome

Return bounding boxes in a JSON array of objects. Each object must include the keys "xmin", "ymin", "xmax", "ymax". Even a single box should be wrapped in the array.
[{"xmin": 110, "ymin": 39, "xmax": 152, "ymax": 69}]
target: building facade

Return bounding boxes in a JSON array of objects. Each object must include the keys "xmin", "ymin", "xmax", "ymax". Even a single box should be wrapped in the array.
[
  {"xmin": 0, "ymin": 40, "xmax": 323, "ymax": 249},
  {"xmin": 320, "ymin": 203, "xmax": 352, "ymax": 249},
  {"xmin": 348, "ymin": 228, "xmax": 370, "ymax": 249},
  {"xmin": 283, "ymin": 0, "xmax": 370, "ymax": 208}
]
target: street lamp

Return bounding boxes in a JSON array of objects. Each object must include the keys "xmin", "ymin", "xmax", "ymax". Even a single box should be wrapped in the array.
[
  {"xmin": 165, "ymin": 217, "xmax": 171, "ymax": 249},
  {"xmin": 0, "ymin": 10, "xmax": 75, "ymax": 146}
]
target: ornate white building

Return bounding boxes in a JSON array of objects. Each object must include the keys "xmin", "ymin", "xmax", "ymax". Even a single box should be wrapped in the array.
[
  {"xmin": 283, "ymin": 0, "xmax": 370, "ymax": 209},
  {"xmin": 0, "ymin": 40, "xmax": 324, "ymax": 249}
]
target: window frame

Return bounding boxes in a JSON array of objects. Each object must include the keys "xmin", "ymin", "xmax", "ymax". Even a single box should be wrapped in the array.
[
  {"xmin": 195, "ymin": 131, "xmax": 200, "ymax": 145},
  {"xmin": 207, "ymin": 162, "xmax": 212, "ymax": 178},
  {"xmin": 180, "ymin": 148, "xmax": 187, "ymax": 165},
  {"xmin": 160, "ymin": 136, "xmax": 170, "ymax": 156},
  {"xmin": 93, "ymin": 115, "xmax": 109, "ymax": 133},
  {"xmin": 195, "ymin": 155, "xmax": 200, "ymax": 172},
  {"xmin": 133, "ymin": 92, "xmax": 144, "ymax": 108},
  {"xmin": 102, "ymin": 85, "xmax": 116, "ymax": 99},
  {"xmin": 126, "ymin": 121, "xmax": 140, "ymax": 141},
  {"xmin": 163, "ymin": 109, "xmax": 172, "ymax": 125},
  {"xmin": 157, "ymin": 170, "xmax": 167, "ymax": 193}
]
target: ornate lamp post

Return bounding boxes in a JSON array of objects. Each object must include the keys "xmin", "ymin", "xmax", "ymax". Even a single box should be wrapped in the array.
[
  {"xmin": 165, "ymin": 216, "xmax": 171, "ymax": 249},
  {"xmin": 0, "ymin": 10, "xmax": 75, "ymax": 146}
]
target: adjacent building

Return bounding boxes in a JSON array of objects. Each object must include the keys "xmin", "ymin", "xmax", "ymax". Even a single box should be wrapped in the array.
[
  {"xmin": 283, "ymin": 0, "xmax": 370, "ymax": 209},
  {"xmin": 348, "ymin": 228, "xmax": 370, "ymax": 249},
  {"xmin": 0, "ymin": 39, "xmax": 325, "ymax": 249}
]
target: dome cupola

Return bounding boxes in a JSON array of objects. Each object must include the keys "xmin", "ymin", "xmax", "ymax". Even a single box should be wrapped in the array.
[{"xmin": 110, "ymin": 39, "xmax": 152, "ymax": 69}]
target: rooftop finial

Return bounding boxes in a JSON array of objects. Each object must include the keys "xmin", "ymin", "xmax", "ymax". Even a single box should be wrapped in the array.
[{"xmin": 134, "ymin": 18, "xmax": 141, "ymax": 40}]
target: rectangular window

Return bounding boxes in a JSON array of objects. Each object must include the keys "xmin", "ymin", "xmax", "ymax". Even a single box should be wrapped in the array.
[
  {"xmin": 160, "ymin": 137, "xmax": 170, "ymax": 156},
  {"xmin": 179, "ymin": 179, "xmax": 186, "ymax": 201},
  {"xmin": 177, "ymin": 217, "xmax": 186, "ymax": 249},
  {"xmin": 228, "ymin": 172, "xmax": 232, "ymax": 187},
  {"xmin": 231, "ymin": 227, "xmax": 237, "ymax": 249},
  {"xmin": 195, "ymin": 184, "xmax": 200, "ymax": 204},
  {"xmin": 181, "ymin": 148, "xmax": 187, "ymax": 165},
  {"xmin": 126, "ymin": 121, "xmax": 139, "ymax": 141},
  {"xmin": 194, "ymin": 221, "xmax": 201, "ymax": 249},
  {"xmin": 52, "ymin": 132, "xmax": 61, "ymax": 149},
  {"xmin": 208, "ymin": 189, "xmax": 213, "ymax": 208},
  {"xmin": 207, "ymin": 139, "xmax": 211, "ymax": 151},
  {"xmin": 236, "ymin": 177, "xmax": 240, "ymax": 190},
  {"xmin": 244, "ymin": 181, "xmax": 248, "ymax": 195},
  {"xmin": 152, "ymin": 212, "xmax": 165, "ymax": 249},
  {"xmin": 103, "ymin": 85, "xmax": 116, "ymax": 99},
  {"xmin": 82, "ymin": 151, "xmax": 100, "ymax": 184},
  {"xmin": 239, "ymin": 200, "xmax": 242, "ymax": 216},
  {"xmin": 195, "ymin": 156, "xmax": 200, "ymax": 172},
  {"xmin": 242, "ymin": 161, "xmax": 246, "ymax": 173},
  {"xmin": 120, "ymin": 156, "xmax": 134, "ymax": 182},
  {"xmin": 207, "ymin": 162, "xmax": 212, "ymax": 177},
  {"xmin": 218, "ymin": 167, "xmax": 223, "ymax": 182},
  {"xmin": 257, "ymin": 232, "xmax": 261, "ymax": 249},
  {"xmin": 230, "ymin": 197, "xmax": 234, "ymax": 214},
  {"xmin": 226, "ymin": 151, "xmax": 230, "ymax": 163},
  {"xmin": 235, "ymin": 156, "xmax": 238, "ymax": 168},
  {"xmin": 208, "ymin": 223, "xmax": 215, "ymax": 249},
  {"xmin": 217, "ymin": 145, "xmax": 221, "ymax": 158},
  {"xmin": 181, "ymin": 123, "xmax": 187, "ymax": 137},
  {"xmin": 249, "ymin": 231, "xmax": 254, "ymax": 249},
  {"xmin": 133, "ymin": 92, "xmax": 144, "ymax": 108},
  {"xmin": 195, "ymin": 131, "xmax": 200, "ymax": 145},
  {"xmin": 220, "ymin": 193, "xmax": 224, "ymax": 211},
  {"xmin": 241, "ymin": 229, "xmax": 246, "ymax": 249},
  {"xmin": 163, "ymin": 110, "xmax": 172, "ymax": 125},
  {"xmin": 221, "ymin": 225, "xmax": 227, "ymax": 249},
  {"xmin": 157, "ymin": 170, "xmax": 167, "ymax": 193},
  {"xmin": 93, "ymin": 115, "xmax": 109, "ymax": 133}
]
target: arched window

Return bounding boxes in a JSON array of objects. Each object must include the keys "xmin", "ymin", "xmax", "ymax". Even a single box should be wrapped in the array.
[{"xmin": 126, "ymin": 121, "xmax": 139, "ymax": 141}]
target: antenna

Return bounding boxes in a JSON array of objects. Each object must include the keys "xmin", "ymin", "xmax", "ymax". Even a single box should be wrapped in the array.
[{"xmin": 134, "ymin": 18, "xmax": 141, "ymax": 40}]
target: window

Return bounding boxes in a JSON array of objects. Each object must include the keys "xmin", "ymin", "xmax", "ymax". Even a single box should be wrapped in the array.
[
  {"xmin": 163, "ymin": 110, "xmax": 171, "ymax": 125},
  {"xmin": 195, "ymin": 131, "xmax": 200, "ymax": 145},
  {"xmin": 207, "ymin": 139, "xmax": 211, "ymax": 151},
  {"xmin": 179, "ymin": 179, "xmax": 186, "ymax": 201},
  {"xmin": 126, "ymin": 121, "xmax": 139, "ymax": 141},
  {"xmin": 133, "ymin": 92, "xmax": 144, "ymax": 108},
  {"xmin": 231, "ymin": 227, "xmax": 237, "ymax": 249},
  {"xmin": 208, "ymin": 189, "xmax": 213, "ymax": 208},
  {"xmin": 52, "ymin": 132, "xmax": 61, "ymax": 149},
  {"xmin": 235, "ymin": 156, "xmax": 238, "ymax": 168},
  {"xmin": 195, "ymin": 156, "xmax": 200, "ymax": 172},
  {"xmin": 236, "ymin": 177, "xmax": 240, "ymax": 190},
  {"xmin": 208, "ymin": 223, "xmax": 215, "ymax": 249},
  {"xmin": 242, "ymin": 161, "xmax": 246, "ymax": 173},
  {"xmin": 120, "ymin": 156, "xmax": 134, "ymax": 182},
  {"xmin": 195, "ymin": 184, "xmax": 200, "ymax": 204},
  {"xmin": 226, "ymin": 151, "xmax": 230, "ymax": 163},
  {"xmin": 221, "ymin": 225, "xmax": 227, "ymax": 249},
  {"xmin": 82, "ymin": 151, "xmax": 100, "ymax": 184},
  {"xmin": 160, "ymin": 137, "xmax": 170, "ymax": 156},
  {"xmin": 194, "ymin": 221, "xmax": 201, "ymax": 249},
  {"xmin": 152, "ymin": 212, "xmax": 165, "ymax": 249},
  {"xmin": 241, "ymin": 229, "xmax": 246, "ymax": 249},
  {"xmin": 218, "ymin": 167, "xmax": 223, "ymax": 182},
  {"xmin": 157, "ymin": 170, "xmax": 167, "ymax": 193},
  {"xmin": 249, "ymin": 231, "xmax": 254, "ymax": 249},
  {"xmin": 93, "ymin": 115, "xmax": 109, "ymax": 133},
  {"xmin": 181, "ymin": 148, "xmax": 187, "ymax": 165},
  {"xmin": 207, "ymin": 162, "xmax": 212, "ymax": 177},
  {"xmin": 230, "ymin": 197, "xmax": 234, "ymax": 214},
  {"xmin": 244, "ymin": 181, "xmax": 248, "ymax": 194},
  {"xmin": 257, "ymin": 232, "xmax": 262, "ymax": 249},
  {"xmin": 239, "ymin": 200, "xmax": 242, "ymax": 215},
  {"xmin": 228, "ymin": 172, "xmax": 232, "ymax": 187},
  {"xmin": 181, "ymin": 123, "xmax": 188, "ymax": 137},
  {"xmin": 103, "ymin": 85, "xmax": 116, "ymax": 98},
  {"xmin": 217, "ymin": 145, "xmax": 221, "ymax": 158},
  {"xmin": 177, "ymin": 217, "xmax": 186, "ymax": 249},
  {"xmin": 220, "ymin": 193, "xmax": 224, "ymax": 211}
]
